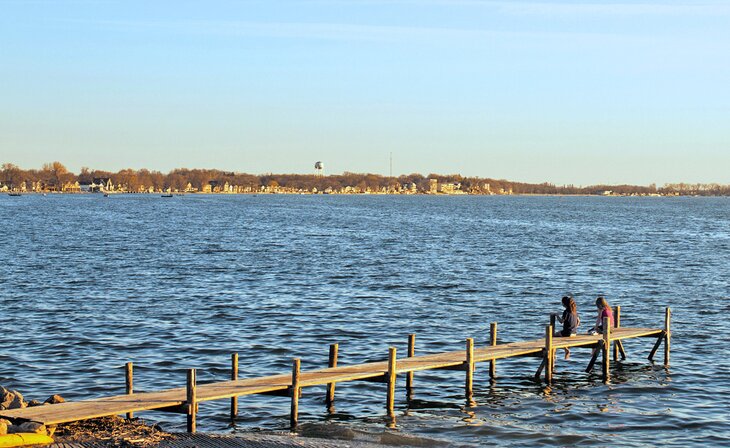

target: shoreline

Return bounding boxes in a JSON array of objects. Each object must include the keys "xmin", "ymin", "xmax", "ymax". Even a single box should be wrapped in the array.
[
  {"xmin": 46, "ymin": 416, "xmax": 446, "ymax": 448},
  {"xmin": 2, "ymin": 191, "xmax": 701, "ymax": 198}
]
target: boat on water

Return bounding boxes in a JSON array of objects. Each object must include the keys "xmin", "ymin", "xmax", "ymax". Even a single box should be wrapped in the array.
[
  {"xmin": 161, "ymin": 194, "xmax": 173, "ymax": 198},
  {"xmin": 8, "ymin": 193, "xmax": 22, "ymax": 197},
  {"xmin": 103, "ymin": 193, "xmax": 109, "ymax": 197}
]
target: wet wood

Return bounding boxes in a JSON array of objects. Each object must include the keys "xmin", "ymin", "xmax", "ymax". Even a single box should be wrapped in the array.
[
  {"xmin": 664, "ymin": 307, "xmax": 671, "ymax": 366},
  {"xmin": 290, "ymin": 358, "xmax": 301, "ymax": 429},
  {"xmin": 586, "ymin": 343, "xmax": 602, "ymax": 373},
  {"xmin": 386, "ymin": 347, "xmax": 397, "ymax": 417},
  {"xmin": 406, "ymin": 334, "xmax": 415, "ymax": 398},
  {"xmin": 186, "ymin": 369, "xmax": 196, "ymax": 433},
  {"xmin": 648, "ymin": 332, "xmax": 664, "ymax": 362},
  {"xmin": 602, "ymin": 317, "xmax": 611, "ymax": 382},
  {"xmin": 545, "ymin": 325, "xmax": 553, "ymax": 383},
  {"xmin": 549, "ymin": 316, "xmax": 556, "ymax": 374},
  {"xmin": 326, "ymin": 344, "xmax": 338, "ymax": 408},
  {"xmin": 125, "ymin": 362, "xmax": 133, "ymax": 420},
  {"xmin": 231, "ymin": 353, "xmax": 238, "ymax": 420},
  {"xmin": 465, "ymin": 338, "xmax": 474, "ymax": 403},
  {"xmin": 613, "ymin": 306, "xmax": 621, "ymax": 361},
  {"xmin": 534, "ymin": 354, "xmax": 547, "ymax": 380},
  {"xmin": 489, "ymin": 323, "xmax": 497, "ymax": 379}
]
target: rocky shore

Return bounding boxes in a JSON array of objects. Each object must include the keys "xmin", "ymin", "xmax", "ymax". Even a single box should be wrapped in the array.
[
  {"xmin": 1, "ymin": 386, "xmax": 449, "ymax": 447},
  {"xmin": 0, "ymin": 386, "xmax": 64, "ymax": 437}
]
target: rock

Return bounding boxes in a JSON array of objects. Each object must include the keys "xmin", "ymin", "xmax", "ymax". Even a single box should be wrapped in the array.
[
  {"xmin": 28, "ymin": 400, "xmax": 42, "ymax": 407},
  {"xmin": 46, "ymin": 425, "xmax": 57, "ymax": 437},
  {"xmin": 8, "ymin": 391, "xmax": 26, "ymax": 409},
  {"xmin": 0, "ymin": 389, "xmax": 15, "ymax": 409},
  {"xmin": 298, "ymin": 423, "xmax": 356, "ymax": 440},
  {"xmin": 0, "ymin": 420, "xmax": 8, "ymax": 436},
  {"xmin": 18, "ymin": 422, "xmax": 46, "ymax": 434},
  {"xmin": 44, "ymin": 394, "xmax": 65, "ymax": 404}
]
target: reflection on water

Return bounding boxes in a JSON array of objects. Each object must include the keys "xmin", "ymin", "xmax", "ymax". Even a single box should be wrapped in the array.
[{"xmin": 1, "ymin": 195, "xmax": 730, "ymax": 446}]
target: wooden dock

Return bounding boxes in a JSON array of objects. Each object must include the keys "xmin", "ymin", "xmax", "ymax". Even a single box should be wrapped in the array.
[{"xmin": 0, "ymin": 307, "xmax": 671, "ymax": 431}]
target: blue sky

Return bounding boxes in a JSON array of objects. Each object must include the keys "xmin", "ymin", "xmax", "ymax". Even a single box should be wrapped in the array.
[{"xmin": 1, "ymin": 0, "xmax": 728, "ymax": 185}]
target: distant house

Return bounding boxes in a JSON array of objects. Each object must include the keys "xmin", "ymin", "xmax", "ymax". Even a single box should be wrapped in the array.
[
  {"xmin": 90, "ymin": 178, "xmax": 113, "ymax": 192},
  {"xmin": 429, "ymin": 179, "xmax": 438, "ymax": 194},
  {"xmin": 440, "ymin": 182, "xmax": 462, "ymax": 194},
  {"xmin": 62, "ymin": 181, "xmax": 81, "ymax": 193}
]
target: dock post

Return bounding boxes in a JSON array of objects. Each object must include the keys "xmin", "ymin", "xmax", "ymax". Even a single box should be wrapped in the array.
[
  {"xmin": 613, "ymin": 306, "xmax": 620, "ymax": 362},
  {"xmin": 187, "ymin": 368, "xmax": 197, "ymax": 433},
  {"xmin": 386, "ymin": 347, "xmax": 397, "ymax": 418},
  {"xmin": 545, "ymin": 325, "xmax": 553, "ymax": 383},
  {"xmin": 549, "ymin": 315, "xmax": 557, "ymax": 373},
  {"xmin": 465, "ymin": 338, "xmax": 474, "ymax": 404},
  {"xmin": 489, "ymin": 323, "xmax": 497, "ymax": 379},
  {"xmin": 406, "ymin": 334, "xmax": 415, "ymax": 399},
  {"xmin": 326, "ymin": 344, "xmax": 338, "ymax": 409},
  {"xmin": 125, "ymin": 362, "xmax": 133, "ymax": 420},
  {"xmin": 602, "ymin": 317, "xmax": 611, "ymax": 383},
  {"xmin": 231, "ymin": 353, "xmax": 238, "ymax": 420},
  {"xmin": 664, "ymin": 307, "xmax": 671, "ymax": 367},
  {"xmin": 290, "ymin": 358, "xmax": 301, "ymax": 429}
]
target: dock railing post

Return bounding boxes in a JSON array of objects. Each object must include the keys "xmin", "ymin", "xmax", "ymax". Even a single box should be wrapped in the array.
[
  {"xmin": 489, "ymin": 323, "xmax": 497, "ymax": 380},
  {"xmin": 290, "ymin": 358, "xmax": 301, "ymax": 429},
  {"xmin": 613, "ymin": 306, "xmax": 621, "ymax": 361},
  {"xmin": 549, "ymin": 315, "xmax": 557, "ymax": 373},
  {"xmin": 602, "ymin": 317, "xmax": 611, "ymax": 383},
  {"xmin": 231, "ymin": 353, "xmax": 238, "ymax": 420},
  {"xmin": 326, "ymin": 344, "xmax": 338, "ymax": 409},
  {"xmin": 465, "ymin": 338, "xmax": 474, "ymax": 404},
  {"xmin": 187, "ymin": 368, "xmax": 197, "ymax": 433},
  {"xmin": 386, "ymin": 347, "xmax": 397, "ymax": 418},
  {"xmin": 545, "ymin": 325, "xmax": 553, "ymax": 383},
  {"xmin": 664, "ymin": 307, "xmax": 671, "ymax": 367},
  {"xmin": 406, "ymin": 334, "xmax": 415, "ymax": 399},
  {"xmin": 125, "ymin": 362, "xmax": 133, "ymax": 420}
]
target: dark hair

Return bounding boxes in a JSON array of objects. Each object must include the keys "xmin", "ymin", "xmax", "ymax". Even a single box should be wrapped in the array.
[
  {"xmin": 562, "ymin": 296, "xmax": 577, "ymax": 314},
  {"xmin": 596, "ymin": 296, "xmax": 609, "ymax": 310}
]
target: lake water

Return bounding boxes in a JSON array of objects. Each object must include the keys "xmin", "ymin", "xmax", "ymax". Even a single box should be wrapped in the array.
[{"xmin": 1, "ymin": 194, "xmax": 729, "ymax": 446}]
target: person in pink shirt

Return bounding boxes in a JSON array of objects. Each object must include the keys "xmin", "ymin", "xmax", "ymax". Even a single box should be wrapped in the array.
[{"xmin": 589, "ymin": 296, "xmax": 613, "ymax": 334}]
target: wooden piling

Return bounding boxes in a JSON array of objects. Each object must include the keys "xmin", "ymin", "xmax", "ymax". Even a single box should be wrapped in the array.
[
  {"xmin": 326, "ymin": 344, "xmax": 338, "ymax": 408},
  {"xmin": 664, "ymin": 307, "xmax": 671, "ymax": 366},
  {"xmin": 602, "ymin": 317, "xmax": 611, "ymax": 382},
  {"xmin": 386, "ymin": 347, "xmax": 397, "ymax": 417},
  {"xmin": 465, "ymin": 338, "xmax": 474, "ymax": 403},
  {"xmin": 231, "ymin": 353, "xmax": 238, "ymax": 420},
  {"xmin": 545, "ymin": 325, "xmax": 553, "ymax": 383},
  {"xmin": 489, "ymin": 323, "xmax": 497, "ymax": 379},
  {"xmin": 125, "ymin": 362, "xmax": 133, "ymax": 420},
  {"xmin": 406, "ymin": 334, "xmax": 415, "ymax": 398},
  {"xmin": 648, "ymin": 333, "xmax": 664, "ymax": 361},
  {"xmin": 585, "ymin": 343, "xmax": 601, "ymax": 373},
  {"xmin": 290, "ymin": 359, "xmax": 301, "ymax": 429},
  {"xmin": 186, "ymin": 369, "xmax": 196, "ymax": 433},
  {"xmin": 613, "ymin": 306, "xmax": 621, "ymax": 362},
  {"xmin": 549, "ymin": 315, "xmax": 557, "ymax": 373}
]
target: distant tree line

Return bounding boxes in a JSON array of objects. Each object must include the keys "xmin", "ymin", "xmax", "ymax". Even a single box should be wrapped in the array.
[{"xmin": 2, "ymin": 161, "xmax": 730, "ymax": 195}]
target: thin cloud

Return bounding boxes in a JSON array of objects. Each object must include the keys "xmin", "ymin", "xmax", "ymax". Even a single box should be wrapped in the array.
[
  {"xmin": 316, "ymin": 0, "xmax": 730, "ymax": 16},
  {"xmin": 60, "ymin": 18, "xmax": 670, "ymax": 45}
]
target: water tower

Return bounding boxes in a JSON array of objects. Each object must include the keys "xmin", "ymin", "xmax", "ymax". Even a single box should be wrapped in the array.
[{"xmin": 314, "ymin": 161, "xmax": 324, "ymax": 178}]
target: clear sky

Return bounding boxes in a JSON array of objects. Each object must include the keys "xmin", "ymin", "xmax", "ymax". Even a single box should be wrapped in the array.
[{"xmin": 1, "ymin": 1, "xmax": 728, "ymax": 185}]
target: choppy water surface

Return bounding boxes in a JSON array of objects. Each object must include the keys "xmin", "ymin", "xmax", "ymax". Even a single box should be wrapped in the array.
[{"xmin": 1, "ymin": 195, "xmax": 729, "ymax": 446}]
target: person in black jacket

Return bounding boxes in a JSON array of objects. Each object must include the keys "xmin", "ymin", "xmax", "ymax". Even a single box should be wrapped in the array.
[{"xmin": 552, "ymin": 295, "xmax": 580, "ymax": 360}]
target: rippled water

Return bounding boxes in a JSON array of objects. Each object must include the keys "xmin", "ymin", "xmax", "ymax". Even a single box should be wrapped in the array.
[{"xmin": 1, "ymin": 194, "xmax": 729, "ymax": 446}]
